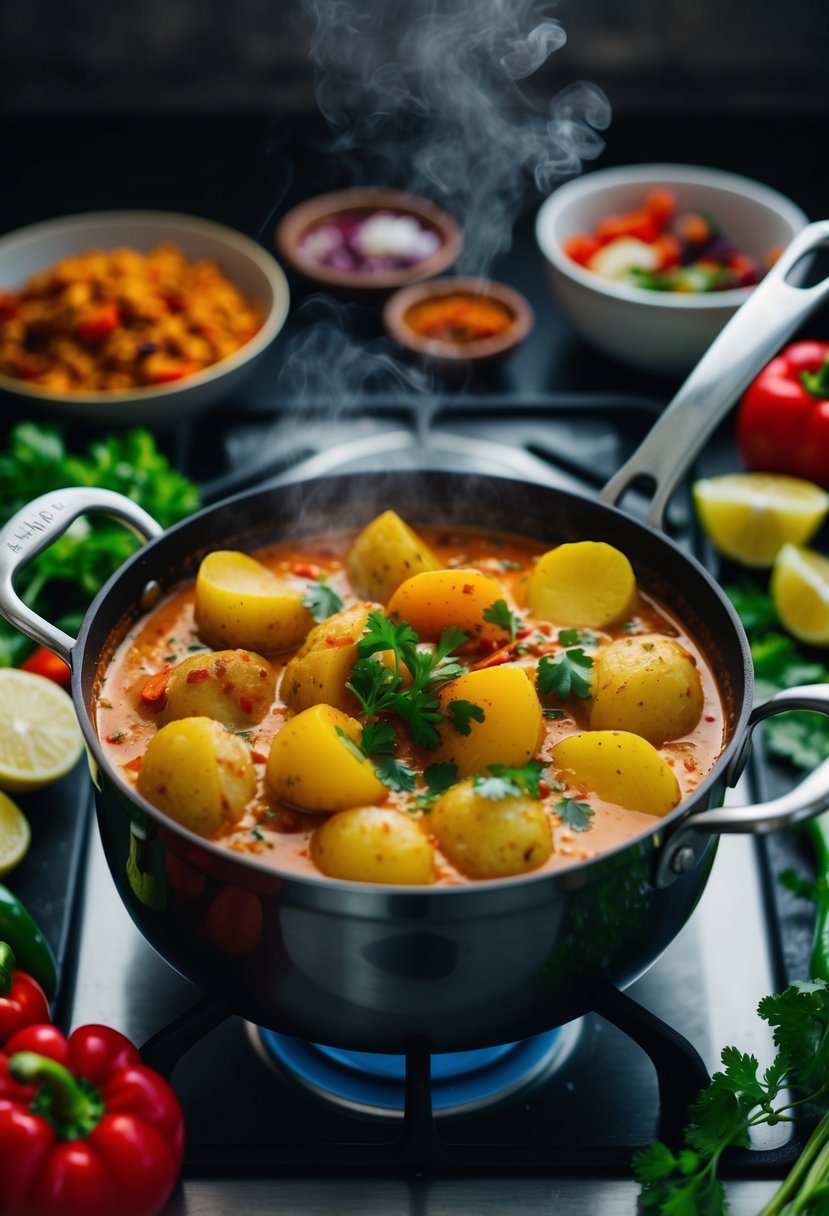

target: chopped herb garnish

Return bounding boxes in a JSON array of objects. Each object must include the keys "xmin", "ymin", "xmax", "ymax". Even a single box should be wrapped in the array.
[
  {"xmin": 235, "ymin": 729, "xmax": 255, "ymax": 744},
  {"xmin": 543, "ymin": 707, "xmax": 565, "ymax": 720},
  {"xmin": 162, "ymin": 654, "xmax": 176, "ymax": 664},
  {"xmin": 445, "ymin": 699, "xmax": 486, "ymax": 736},
  {"xmin": 472, "ymin": 759, "xmax": 545, "ymax": 801},
  {"xmin": 483, "ymin": 598, "xmax": 521, "ymax": 641},
  {"xmin": 334, "ymin": 725, "xmax": 368, "ymax": 764},
  {"xmin": 346, "ymin": 611, "xmax": 468, "ymax": 749},
  {"xmin": 557, "ymin": 627, "xmax": 598, "ymax": 648},
  {"xmin": 495, "ymin": 558, "xmax": 523, "ymax": 571},
  {"xmin": 555, "ymin": 796, "xmax": 594, "ymax": 832},
  {"xmin": 374, "ymin": 754, "xmax": 419, "ymax": 793},
  {"xmin": 536, "ymin": 648, "xmax": 594, "ymax": 700},
  {"xmin": 251, "ymin": 826, "xmax": 265, "ymax": 841},
  {"xmin": 302, "ymin": 576, "xmax": 345, "ymax": 623}
]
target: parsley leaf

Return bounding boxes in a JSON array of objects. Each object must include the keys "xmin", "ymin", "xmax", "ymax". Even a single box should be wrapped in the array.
[
  {"xmin": 415, "ymin": 762, "xmax": 460, "ymax": 811},
  {"xmin": 633, "ymin": 980, "xmax": 829, "ymax": 1215},
  {"xmin": 374, "ymin": 754, "xmax": 419, "ymax": 793},
  {"xmin": 557, "ymin": 628, "xmax": 599, "ymax": 648},
  {"xmin": 483, "ymin": 598, "xmax": 521, "ymax": 641},
  {"xmin": 472, "ymin": 760, "xmax": 545, "ymax": 801},
  {"xmin": 536, "ymin": 648, "xmax": 594, "ymax": 700},
  {"xmin": 445, "ymin": 699, "xmax": 486, "ymax": 735},
  {"xmin": 555, "ymin": 797, "xmax": 594, "ymax": 832},
  {"xmin": 302, "ymin": 576, "xmax": 344, "ymax": 623},
  {"xmin": 361, "ymin": 719, "xmax": 397, "ymax": 756}
]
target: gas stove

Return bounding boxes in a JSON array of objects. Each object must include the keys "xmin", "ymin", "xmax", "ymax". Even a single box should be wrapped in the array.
[{"xmin": 20, "ymin": 387, "xmax": 816, "ymax": 1216}]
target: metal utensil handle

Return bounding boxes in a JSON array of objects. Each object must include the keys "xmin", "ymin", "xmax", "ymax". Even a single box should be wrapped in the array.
[
  {"xmin": 0, "ymin": 487, "xmax": 163, "ymax": 664},
  {"xmin": 601, "ymin": 220, "xmax": 829, "ymax": 529},
  {"xmin": 655, "ymin": 684, "xmax": 829, "ymax": 887}
]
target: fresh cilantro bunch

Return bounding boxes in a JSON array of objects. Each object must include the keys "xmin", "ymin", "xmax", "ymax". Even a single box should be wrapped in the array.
[
  {"xmin": 726, "ymin": 582, "xmax": 829, "ymax": 771},
  {"xmin": 0, "ymin": 422, "xmax": 200, "ymax": 666},
  {"xmin": 633, "ymin": 979, "xmax": 829, "ymax": 1216},
  {"xmin": 536, "ymin": 646, "xmax": 594, "ymax": 701},
  {"xmin": 346, "ymin": 611, "xmax": 467, "ymax": 750}
]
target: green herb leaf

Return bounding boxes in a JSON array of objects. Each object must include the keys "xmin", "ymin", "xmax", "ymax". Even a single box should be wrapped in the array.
[
  {"xmin": 483, "ymin": 598, "xmax": 521, "ymax": 641},
  {"xmin": 472, "ymin": 759, "xmax": 545, "ymax": 801},
  {"xmin": 361, "ymin": 719, "xmax": 397, "ymax": 757},
  {"xmin": 334, "ymin": 725, "xmax": 368, "ymax": 763},
  {"xmin": 557, "ymin": 628, "xmax": 599, "ymax": 648},
  {"xmin": 445, "ymin": 699, "xmax": 486, "ymax": 736},
  {"xmin": 536, "ymin": 649, "xmax": 594, "ymax": 700},
  {"xmin": 555, "ymin": 797, "xmax": 594, "ymax": 832},
  {"xmin": 423, "ymin": 763, "xmax": 460, "ymax": 796},
  {"xmin": 302, "ymin": 576, "xmax": 344, "ymax": 623},
  {"xmin": 374, "ymin": 754, "xmax": 419, "ymax": 793}
]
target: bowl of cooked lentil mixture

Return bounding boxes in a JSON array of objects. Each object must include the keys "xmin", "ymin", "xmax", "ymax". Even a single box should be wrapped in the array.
[{"xmin": 0, "ymin": 211, "xmax": 290, "ymax": 424}]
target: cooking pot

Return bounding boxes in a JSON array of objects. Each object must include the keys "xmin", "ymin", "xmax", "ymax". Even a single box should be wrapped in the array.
[{"xmin": 2, "ymin": 222, "xmax": 829, "ymax": 1054}]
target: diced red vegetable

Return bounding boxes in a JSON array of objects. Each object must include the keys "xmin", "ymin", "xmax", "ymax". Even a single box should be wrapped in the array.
[{"xmin": 76, "ymin": 302, "xmax": 120, "ymax": 344}]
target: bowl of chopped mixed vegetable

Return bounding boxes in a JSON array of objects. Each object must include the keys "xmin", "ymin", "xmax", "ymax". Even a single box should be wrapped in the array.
[
  {"xmin": 275, "ymin": 187, "xmax": 463, "ymax": 295},
  {"xmin": 0, "ymin": 211, "xmax": 290, "ymax": 424},
  {"xmin": 535, "ymin": 164, "xmax": 808, "ymax": 375}
]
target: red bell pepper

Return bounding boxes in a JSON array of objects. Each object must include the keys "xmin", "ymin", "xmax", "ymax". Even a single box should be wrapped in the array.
[
  {"xmin": 0, "ymin": 943, "xmax": 50, "ymax": 1045},
  {"xmin": 19, "ymin": 647, "xmax": 72, "ymax": 688},
  {"xmin": 0, "ymin": 1022, "xmax": 184, "ymax": 1216},
  {"xmin": 736, "ymin": 341, "xmax": 829, "ymax": 489}
]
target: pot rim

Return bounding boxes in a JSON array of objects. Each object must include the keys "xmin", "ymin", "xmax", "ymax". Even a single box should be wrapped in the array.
[{"xmin": 73, "ymin": 469, "xmax": 754, "ymax": 898}]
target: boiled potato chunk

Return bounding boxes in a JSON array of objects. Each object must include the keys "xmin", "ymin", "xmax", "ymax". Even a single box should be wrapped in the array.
[
  {"xmin": 266, "ymin": 704, "xmax": 386, "ymax": 813},
  {"xmin": 590, "ymin": 634, "xmax": 704, "ymax": 745},
  {"xmin": 136, "ymin": 716, "xmax": 255, "ymax": 836},
  {"xmin": 552, "ymin": 730, "xmax": 681, "ymax": 818},
  {"xmin": 195, "ymin": 550, "xmax": 312, "ymax": 653},
  {"xmin": 281, "ymin": 603, "xmax": 376, "ymax": 714},
  {"xmin": 526, "ymin": 541, "xmax": 638, "ymax": 628},
  {"xmin": 311, "ymin": 807, "xmax": 435, "ymax": 884},
  {"xmin": 346, "ymin": 510, "xmax": 439, "ymax": 604},
  {"xmin": 434, "ymin": 666, "xmax": 543, "ymax": 777},
  {"xmin": 160, "ymin": 650, "xmax": 276, "ymax": 729},
  {"xmin": 430, "ymin": 780, "xmax": 553, "ymax": 879},
  {"xmin": 387, "ymin": 569, "xmax": 506, "ymax": 641}
]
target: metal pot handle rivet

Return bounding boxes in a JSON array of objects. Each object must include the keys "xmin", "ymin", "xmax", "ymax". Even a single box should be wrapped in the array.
[{"xmin": 0, "ymin": 487, "xmax": 163, "ymax": 665}]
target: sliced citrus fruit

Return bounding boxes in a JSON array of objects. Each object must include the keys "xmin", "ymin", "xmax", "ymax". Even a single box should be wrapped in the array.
[
  {"xmin": 0, "ymin": 790, "xmax": 31, "ymax": 876},
  {"xmin": 692, "ymin": 472, "xmax": 829, "ymax": 569},
  {"xmin": 0, "ymin": 669, "xmax": 84, "ymax": 793},
  {"xmin": 771, "ymin": 543, "xmax": 829, "ymax": 646}
]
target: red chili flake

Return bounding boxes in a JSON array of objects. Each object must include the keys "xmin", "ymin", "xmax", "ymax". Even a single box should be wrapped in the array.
[
  {"xmin": 462, "ymin": 584, "xmax": 474, "ymax": 595},
  {"xmin": 251, "ymin": 751, "xmax": 268, "ymax": 764},
  {"xmin": 214, "ymin": 660, "xmax": 227, "ymax": 676},
  {"xmin": 106, "ymin": 731, "xmax": 127, "ymax": 744},
  {"xmin": 258, "ymin": 667, "xmax": 269, "ymax": 679},
  {"xmin": 123, "ymin": 755, "xmax": 143, "ymax": 773},
  {"xmin": 472, "ymin": 645, "xmax": 514, "ymax": 670},
  {"xmin": 291, "ymin": 561, "xmax": 322, "ymax": 579},
  {"xmin": 186, "ymin": 668, "xmax": 210, "ymax": 684},
  {"xmin": 325, "ymin": 636, "xmax": 353, "ymax": 648},
  {"xmin": 538, "ymin": 781, "xmax": 552, "ymax": 798},
  {"xmin": 704, "ymin": 714, "xmax": 716, "ymax": 722},
  {"xmin": 516, "ymin": 627, "xmax": 532, "ymax": 639},
  {"xmin": 240, "ymin": 653, "xmax": 251, "ymax": 663},
  {"xmin": 239, "ymin": 696, "xmax": 253, "ymax": 714}
]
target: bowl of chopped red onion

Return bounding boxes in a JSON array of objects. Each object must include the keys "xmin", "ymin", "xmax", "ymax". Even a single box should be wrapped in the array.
[{"xmin": 275, "ymin": 187, "xmax": 463, "ymax": 294}]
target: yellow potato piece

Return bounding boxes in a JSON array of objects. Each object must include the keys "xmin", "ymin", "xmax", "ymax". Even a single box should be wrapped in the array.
[
  {"xmin": 590, "ymin": 634, "xmax": 704, "ymax": 745},
  {"xmin": 281, "ymin": 603, "xmax": 376, "ymax": 714},
  {"xmin": 387, "ymin": 568, "xmax": 505, "ymax": 642},
  {"xmin": 137, "ymin": 716, "xmax": 256, "ymax": 836},
  {"xmin": 430, "ymin": 780, "xmax": 552, "ymax": 879},
  {"xmin": 160, "ymin": 650, "xmax": 276, "ymax": 729},
  {"xmin": 311, "ymin": 807, "xmax": 435, "ymax": 884},
  {"xmin": 526, "ymin": 541, "xmax": 638, "ymax": 629},
  {"xmin": 266, "ymin": 704, "xmax": 386, "ymax": 813},
  {"xmin": 434, "ymin": 666, "xmax": 543, "ymax": 777},
  {"xmin": 195, "ymin": 550, "xmax": 312, "ymax": 653},
  {"xmin": 347, "ymin": 510, "xmax": 440, "ymax": 604},
  {"xmin": 552, "ymin": 730, "xmax": 680, "ymax": 818}
]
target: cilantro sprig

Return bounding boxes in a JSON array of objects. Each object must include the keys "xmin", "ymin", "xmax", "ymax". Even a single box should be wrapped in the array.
[
  {"xmin": 302, "ymin": 576, "xmax": 344, "ymax": 623},
  {"xmin": 555, "ymin": 796, "xmax": 594, "ymax": 832},
  {"xmin": 346, "ymin": 611, "xmax": 468, "ymax": 749},
  {"xmin": 483, "ymin": 598, "xmax": 522, "ymax": 641},
  {"xmin": 472, "ymin": 759, "xmax": 546, "ymax": 801},
  {"xmin": 633, "ymin": 980, "xmax": 829, "ymax": 1215},
  {"xmin": 445, "ymin": 699, "xmax": 486, "ymax": 736},
  {"xmin": 536, "ymin": 648, "xmax": 594, "ymax": 701}
]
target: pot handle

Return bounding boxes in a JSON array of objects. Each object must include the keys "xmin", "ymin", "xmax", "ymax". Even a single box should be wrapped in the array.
[
  {"xmin": 0, "ymin": 487, "xmax": 163, "ymax": 665},
  {"xmin": 600, "ymin": 220, "xmax": 829, "ymax": 530},
  {"xmin": 655, "ymin": 683, "xmax": 829, "ymax": 888}
]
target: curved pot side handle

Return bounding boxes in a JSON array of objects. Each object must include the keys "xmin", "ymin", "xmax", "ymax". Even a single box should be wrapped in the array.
[
  {"xmin": 0, "ymin": 487, "xmax": 163, "ymax": 665},
  {"xmin": 601, "ymin": 220, "xmax": 829, "ymax": 531},
  {"xmin": 656, "ymin": 684, "xmax": 829, "ymax": 888}
]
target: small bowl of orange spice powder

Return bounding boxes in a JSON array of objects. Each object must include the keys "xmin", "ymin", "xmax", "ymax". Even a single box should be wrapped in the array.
[
  {"xmin": 383, "ymin": 276, "xmax": 534, "ymax": 365},
  {"xmin": 0, "ymin": 211, "xmax": 290, "ymax": 425}
]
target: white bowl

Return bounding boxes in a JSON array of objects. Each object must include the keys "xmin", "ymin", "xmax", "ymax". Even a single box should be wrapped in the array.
[
  {"xmin": 535, "ymin": 164, "xmax": 809, "ymax": 376},
  {"xmin": 0, "ymin": 211, "xmax": 290, "ymax": 425}
]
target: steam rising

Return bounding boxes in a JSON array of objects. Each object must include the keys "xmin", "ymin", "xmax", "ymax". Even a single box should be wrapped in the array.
[{"xmin": 301, "ymin": 0, "xmax": 611, "ymax": 274}]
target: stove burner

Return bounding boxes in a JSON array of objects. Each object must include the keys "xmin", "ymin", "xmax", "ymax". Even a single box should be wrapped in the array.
[{"xmin": 249, "ymin": 1024, "xmax": 582, "ymax": 1118}]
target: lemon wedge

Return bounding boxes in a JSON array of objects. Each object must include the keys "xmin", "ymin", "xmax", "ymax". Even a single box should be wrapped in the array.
[
  {"xmin": 0, "ymin": 669, "xmax": 84, "ymax": 793},
  {"xmin": 0, "ymin": 790, "xmax": 31, "ymax": 876},
  {"xmin": 771, "ymin": 544, "xmax": 829, "ymax": 646},
  {"xmin": 692, "ymin": 473, "xmax": 829, "ymax": 568}
]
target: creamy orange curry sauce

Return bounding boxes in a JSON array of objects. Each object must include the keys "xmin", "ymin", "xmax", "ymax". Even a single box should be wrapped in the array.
[{"xmin": 95, "ymin": 517, "xmax": 725, "ymax": 886}]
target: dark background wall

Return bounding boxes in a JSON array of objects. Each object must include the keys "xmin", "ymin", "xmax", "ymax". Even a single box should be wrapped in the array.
[{"xmin": 1, "ymin": 0, "xmax": 826, "ymax": 118}]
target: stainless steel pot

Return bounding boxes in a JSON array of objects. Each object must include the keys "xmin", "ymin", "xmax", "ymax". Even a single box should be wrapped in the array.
[{"xmin": 2, "ymin": 222, "xmax": 829, "ymax": 1053}]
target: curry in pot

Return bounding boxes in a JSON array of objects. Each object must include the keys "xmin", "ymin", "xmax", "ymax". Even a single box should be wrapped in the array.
[{"xmin": 95, "ymin": 511, "xmax": 725, "ymax": 885}]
